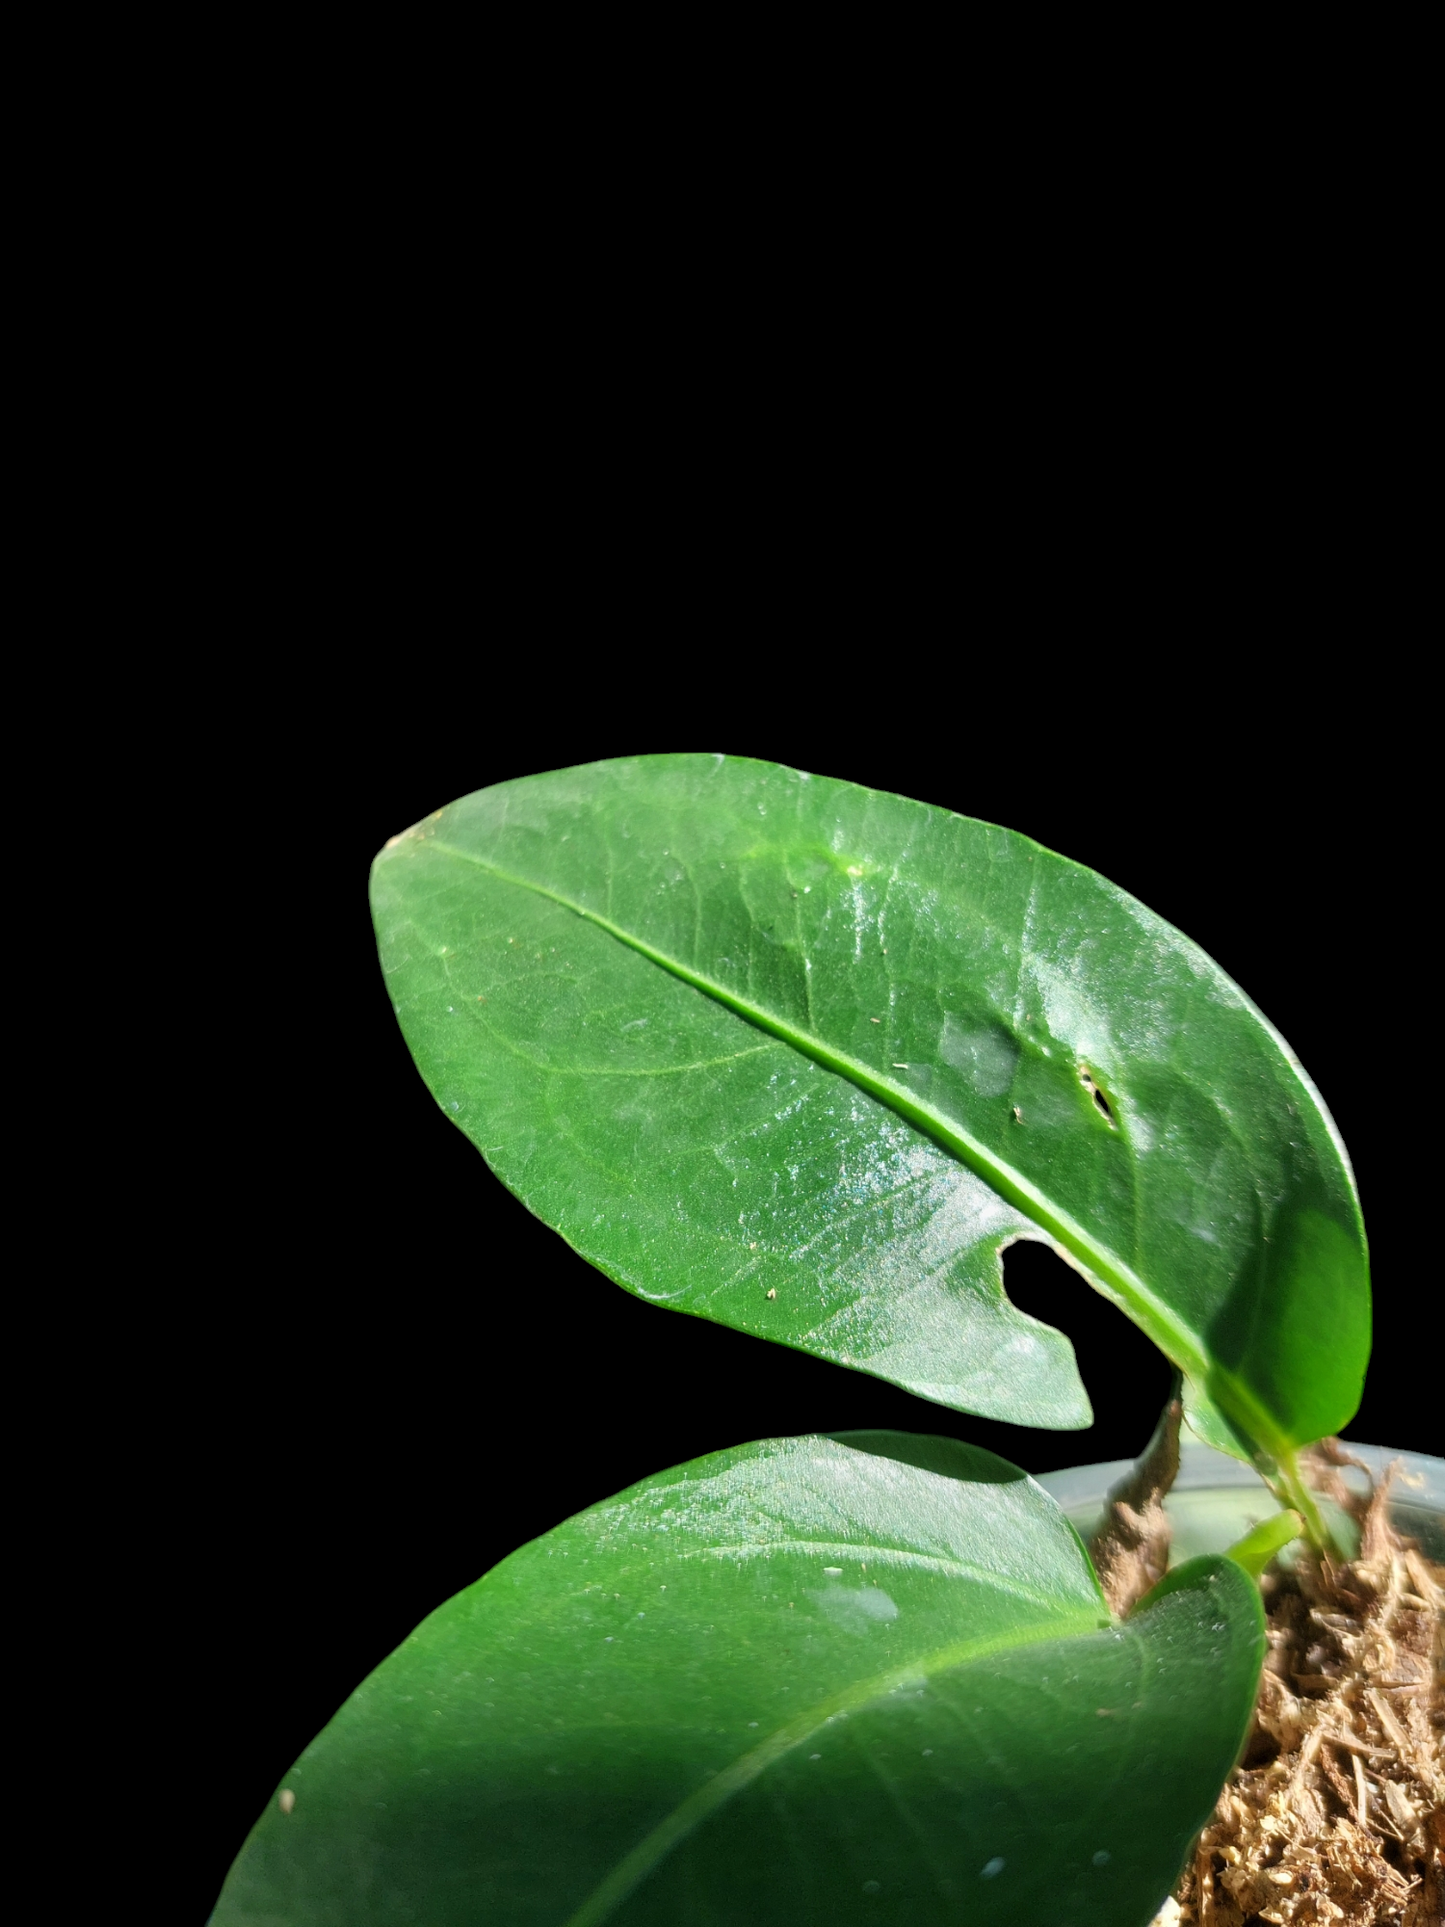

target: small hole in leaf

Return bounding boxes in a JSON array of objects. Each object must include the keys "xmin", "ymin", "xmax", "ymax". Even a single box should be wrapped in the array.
[{"xmin": 1077, "ymin": 1066, "xmax": 1116, "ymax": 1128}]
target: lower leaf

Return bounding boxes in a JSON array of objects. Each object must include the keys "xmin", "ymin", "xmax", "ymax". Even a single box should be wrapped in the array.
[{"xmin": 212, "ymin": 1434, "xmax": 1264, "ymax": 1926}]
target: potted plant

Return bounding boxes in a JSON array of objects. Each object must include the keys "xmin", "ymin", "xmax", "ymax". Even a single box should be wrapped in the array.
[{"xmin": 210, "ymin": 754, "xmax": 1441, "ymax": 1925}]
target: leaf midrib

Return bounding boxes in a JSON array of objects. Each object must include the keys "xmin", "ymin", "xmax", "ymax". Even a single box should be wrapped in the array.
[
  {"xmin": 562, "ymin": 1605, "xmax": 1104, "ymax": 1927},
  {"xmin": 420, "ymin": 836, "xmax": 1209, "ymax": 1382}
]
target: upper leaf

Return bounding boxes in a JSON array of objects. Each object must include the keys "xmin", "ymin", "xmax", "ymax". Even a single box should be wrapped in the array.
[
  {"xmin": 370, "ymin": 754, "xmax": 1368, "ymax": 1455},
  {"xmin": 211, "ymin": 1434, "xmax": 1264, "ymax": 1925}
]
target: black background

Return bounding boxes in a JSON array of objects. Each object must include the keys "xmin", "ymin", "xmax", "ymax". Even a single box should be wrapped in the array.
[{"xmin": 170, "ymin": 683, "xmax": 1434, "ymax": 1917}]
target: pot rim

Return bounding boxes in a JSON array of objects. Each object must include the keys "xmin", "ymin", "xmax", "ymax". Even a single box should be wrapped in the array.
[{"xmin": 1034, "ymin": 1437, "xmax": 1444, "ymax": 1515}]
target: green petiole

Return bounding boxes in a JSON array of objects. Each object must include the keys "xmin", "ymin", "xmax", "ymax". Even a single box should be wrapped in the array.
[{"xmin": 1225, "ymin": 1509, "xmax": 1305, "ymax": 1579}]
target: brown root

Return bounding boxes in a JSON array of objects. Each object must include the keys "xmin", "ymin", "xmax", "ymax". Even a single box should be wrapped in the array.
[{"xmin": 1090, "ymin": 1395, "xmax": 1182, "ymax": 1617}]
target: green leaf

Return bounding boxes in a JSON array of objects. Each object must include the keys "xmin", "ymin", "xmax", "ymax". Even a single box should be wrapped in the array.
[
  {"xmin": 370, "ymin": 754, "xmax": 1368, "ymax": 1457},
  {"xmin": 211, "ymin": 1435, "xmax": 1264, "ymax": 1925}
]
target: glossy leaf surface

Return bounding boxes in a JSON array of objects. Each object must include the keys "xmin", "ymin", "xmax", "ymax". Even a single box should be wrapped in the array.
[
  {"xmin": 369, "ymin": 755, "xmax": 1367, "ymax": 1455},
  {"xmin": 212, "ymin": 1435, "xmax": 1264, "ymax": 1925}
]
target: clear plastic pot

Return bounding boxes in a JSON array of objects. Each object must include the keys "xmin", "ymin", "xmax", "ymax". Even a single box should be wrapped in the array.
[{"xmin": 1034, "ymin": 1439, "xmax": 1445, "ymax": 1565}]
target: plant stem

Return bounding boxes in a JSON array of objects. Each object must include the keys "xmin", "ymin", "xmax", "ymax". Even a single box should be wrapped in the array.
[
  {"xmin": 1201, "ymin": 1373, "xmax": 1347, "ymax": 1558},
  {"xmin": 1266, "ymin": 1451, "xmax": 1337, "ymax": 1557}
]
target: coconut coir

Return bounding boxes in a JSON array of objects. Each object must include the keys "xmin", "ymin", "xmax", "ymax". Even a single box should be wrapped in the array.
[{"xmin": 1163, "ymin": 1445, "xmax": 1443, "ymax": 1926}]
